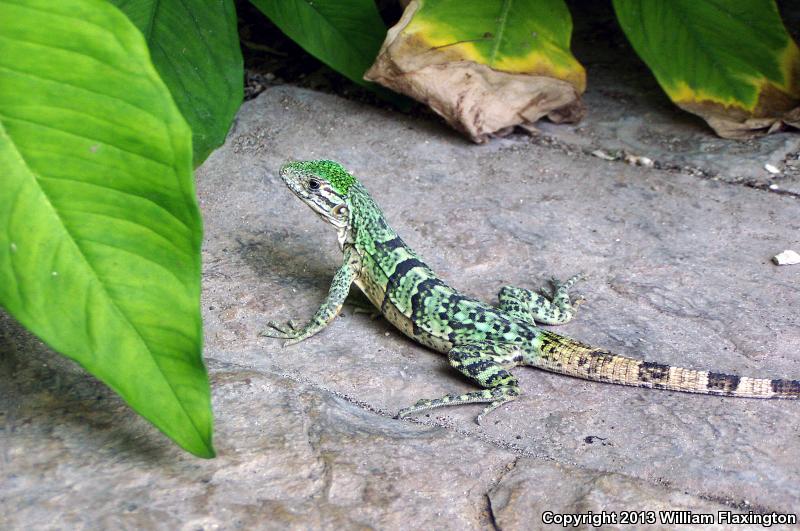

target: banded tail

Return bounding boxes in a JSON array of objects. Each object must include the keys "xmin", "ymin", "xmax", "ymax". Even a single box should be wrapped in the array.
[{"xmin": 534, "ymin": 331, "xmax": 800, "ymax": 398}]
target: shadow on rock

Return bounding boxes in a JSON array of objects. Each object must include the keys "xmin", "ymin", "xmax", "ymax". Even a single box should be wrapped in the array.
[
  {"xmin": 235, "ymin": 229, "xmax": 339, "ymax": 291},
  {"xmin": 0, "ymin": 311, "xmax": 177, "ymax": 462}
]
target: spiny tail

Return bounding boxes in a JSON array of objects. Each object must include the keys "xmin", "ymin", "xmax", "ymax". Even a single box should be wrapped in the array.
[{"xmin": 532, "ymin": 331, "xmax": 800, "ymax": 398}]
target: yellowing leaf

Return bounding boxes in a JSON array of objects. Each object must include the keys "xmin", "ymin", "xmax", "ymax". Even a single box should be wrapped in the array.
[
  {"xmin": 365, "ymin": 0, "xmax": 585, "ymax": 142},
  {"xmin": 402, "ymin": 0, "xmax": 585, "ymax": 90},
  {"xmin": 614, "ymin": 0, "xmax": 800, "ymax": 138}
]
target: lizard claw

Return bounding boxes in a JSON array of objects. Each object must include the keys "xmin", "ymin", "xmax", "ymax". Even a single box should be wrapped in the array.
[
  {"xmin": 260, "ymin": 319, "xmax": 300, "ymax": 340},
  {"xmin": 550, "ymin": 273, "xmax": 587, "ymax": 289}
]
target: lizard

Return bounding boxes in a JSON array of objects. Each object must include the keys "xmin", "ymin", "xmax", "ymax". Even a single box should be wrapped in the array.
[{"xmin": 262, "ymin": 160, "xmax": 800, "ymax": 423}]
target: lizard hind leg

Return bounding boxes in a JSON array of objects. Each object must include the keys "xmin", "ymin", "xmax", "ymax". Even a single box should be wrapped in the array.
[
  {"xmin": 396, "ymin": 344, "xmax": 521, "ymax": 425},
  {"xmin": 498, "ymin": 273, "xmax": 585, "ymax": 325}
]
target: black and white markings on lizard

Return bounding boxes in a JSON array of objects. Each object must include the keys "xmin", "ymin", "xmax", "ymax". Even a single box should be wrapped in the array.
[{"xmin": 262, "ymin": 160, "xmax": 800, "ymax": 423}]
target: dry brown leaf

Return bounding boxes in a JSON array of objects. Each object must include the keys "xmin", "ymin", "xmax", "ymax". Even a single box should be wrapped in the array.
[
  {"xmin": 679, "ymin": 85, "xmax": 800, "ymax": 139},
  {"xmin": 782, "ymin": 106, "xmax": 800, "ymax": 132},
  {"xmin": 364, "ymin": 1, "xmax": 584, "ymax": 143}
]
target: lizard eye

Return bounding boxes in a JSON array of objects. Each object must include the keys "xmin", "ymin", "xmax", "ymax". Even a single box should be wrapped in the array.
[{"xmin": 307, "ymin": 178, "xmax": 320, "ymax": 190}]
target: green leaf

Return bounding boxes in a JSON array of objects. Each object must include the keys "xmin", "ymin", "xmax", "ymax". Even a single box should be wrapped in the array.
[
  {"xmin": 613, "ymin": 0, "xmax": 800, "ymax": 127},
  {"xmin": 110, "ymin": 0, "xmax": 243, "ymax": 166},
  {"xmin": 400, "ymin": 0, "xmax": 585, "ymax": 90},
  {"xmin": 249, "ymin": 0, "xmax": 387, "ymax": 88},
  {"xmin": 0, "ymin": 0, "xmax": 213, "ymax": 457}
]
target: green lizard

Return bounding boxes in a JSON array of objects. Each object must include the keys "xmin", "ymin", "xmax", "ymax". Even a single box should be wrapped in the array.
[{"xmin": 262, "ymin": 160, "xmax": 800, "ymax": 423}]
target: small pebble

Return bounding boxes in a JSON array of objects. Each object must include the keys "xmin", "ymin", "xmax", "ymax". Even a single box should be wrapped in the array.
[
  {"xmin": 623, "ymin": 153, "xmax": 654, "ymax": 167},
  {"xmin": 764, "ymin": 163, "xmax": 780, "ymax": 174},
  {"xmin": 591, "ymin": 150, "xmax": 616, "ymax": 161},
  {"xmin": 773, "ymin": 250, "xmax": 800, "ymax": 266}
]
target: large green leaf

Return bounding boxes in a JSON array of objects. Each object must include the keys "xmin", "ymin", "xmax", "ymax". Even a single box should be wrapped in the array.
[
  {"xmin": 0, "ymin": 0, "xmax": 213, "ymax": 457},
  {"xmin": 400, "ymin": 0, "xmax": 585, "ymax": 90},
  {"xmin": 249, "ymin": 0, "xmax": 387, "ymax": 88},
  {"xmin": 613, "ymin": 0, "xmax": 800, "ymax": 136},
  {"xmin": 111, "ymin": 0, "xmax": 243, "ymax": 166}
]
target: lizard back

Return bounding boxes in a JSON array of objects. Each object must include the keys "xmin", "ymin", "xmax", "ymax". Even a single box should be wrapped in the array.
[
  {"xmin": 345, "ymin": 182, "xmax": 800, "ymax": 400},
  {"xmin": 348, "ymin": 184, "xmax": 536, "ymax": 354}
]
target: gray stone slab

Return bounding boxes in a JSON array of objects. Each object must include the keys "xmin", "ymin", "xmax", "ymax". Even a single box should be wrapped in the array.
[
  {"xmin": 1, "ymin": 314, "xmax": 513, "ymax": 529},
  {"xmin": 487, "ymin": 458, "xmax": 792, "ymax": 531},
  {"xmin": 2, "ymin": 85, "xmax": 800, "ymax": 528}
]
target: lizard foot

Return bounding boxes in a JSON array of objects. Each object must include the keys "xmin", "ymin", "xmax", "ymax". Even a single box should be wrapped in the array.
[
  {"xmin": 396, "ymin": 387, "xmax": 519, "ymax": 424},
  {"xmin": 549, "ymin": 273, "xmax": 586, "ymax": 293},
  {"xmin": 259, "ymin": 320, "xmax": 306, "ymax": 346},
  {"xmin": 498, "ymin": 273, "xmax": 586, "ymax": 325}
]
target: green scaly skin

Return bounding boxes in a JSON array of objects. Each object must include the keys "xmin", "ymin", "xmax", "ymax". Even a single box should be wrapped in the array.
[{"xmin": 262, "ymin": 160, "xmax": 800, "ymax": 423}]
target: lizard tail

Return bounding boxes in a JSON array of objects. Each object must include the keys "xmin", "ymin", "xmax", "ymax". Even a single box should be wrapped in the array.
[{"xmin": 531, "ymin": 331, "xmax": 800, "ymax": 398}]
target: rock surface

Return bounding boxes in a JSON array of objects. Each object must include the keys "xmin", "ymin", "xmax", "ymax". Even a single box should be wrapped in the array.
[
  {"xmin": 488, "ymin": 459, "xmax": 745, "ymax": 531},
  {"xmin": 2, "ymin": 77, "xmax": 800, "ymax": 529}
]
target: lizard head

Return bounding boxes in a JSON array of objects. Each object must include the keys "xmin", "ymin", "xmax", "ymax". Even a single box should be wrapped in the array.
[{"xmin": 279, "ymin": 160, "xmax": 356, "ymax": 228}]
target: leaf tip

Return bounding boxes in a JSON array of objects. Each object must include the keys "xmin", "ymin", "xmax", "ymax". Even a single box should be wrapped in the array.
[{"xmin": 189, "ymin": 438, "xmax": 216, "ymax": 459}]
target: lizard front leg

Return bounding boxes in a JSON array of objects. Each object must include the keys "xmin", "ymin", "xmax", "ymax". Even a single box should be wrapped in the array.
[{"xmin": 261, "ymin": 249, "xmax": 360, "ymax": 346}]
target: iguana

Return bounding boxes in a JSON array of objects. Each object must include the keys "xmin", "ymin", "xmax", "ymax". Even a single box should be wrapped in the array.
[{"xmin": 262, "ymin": 160, "xmax": 800, "ymax": 423}]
